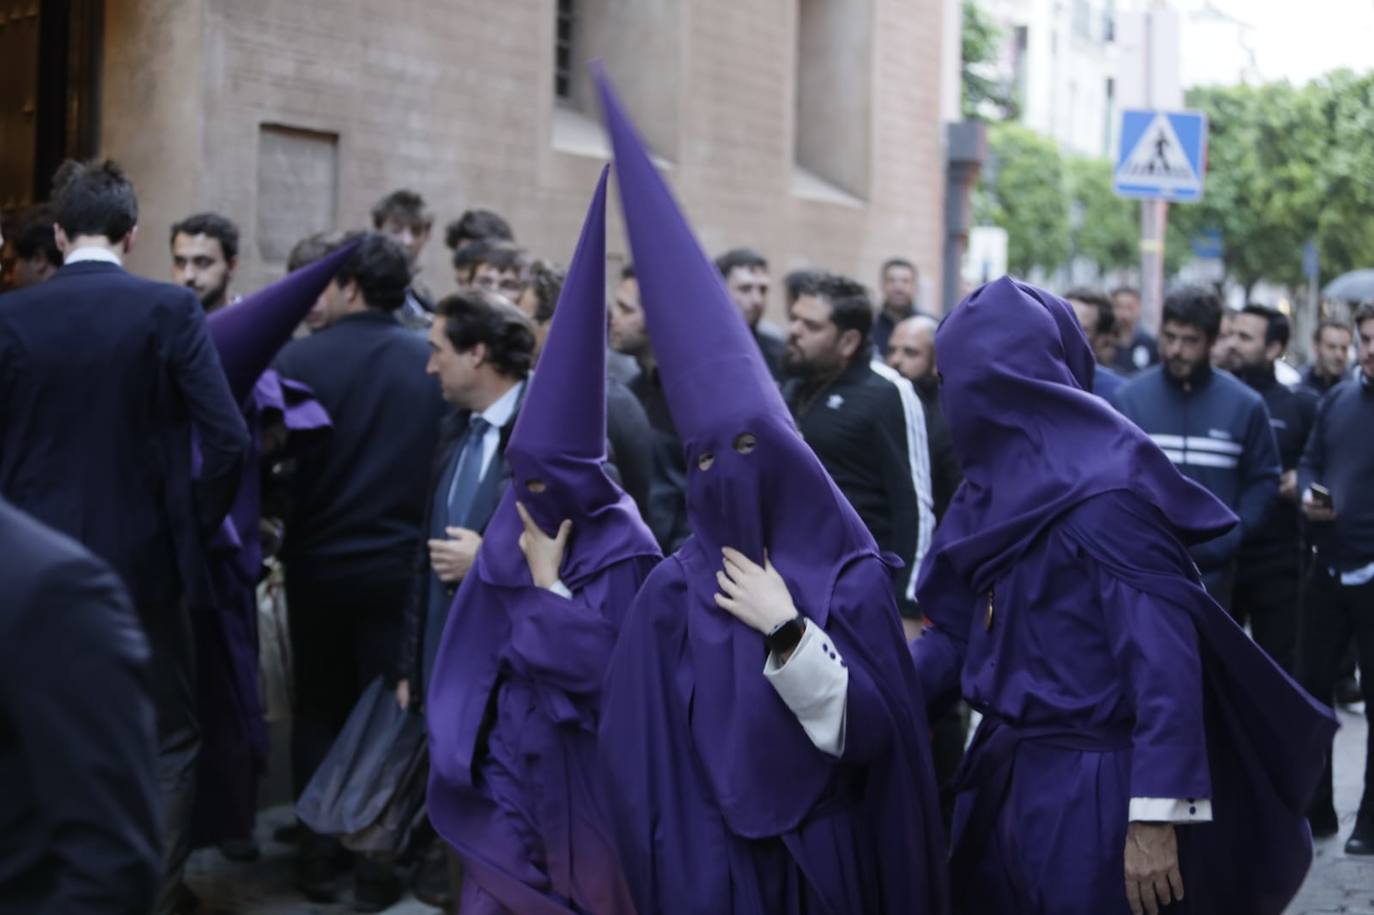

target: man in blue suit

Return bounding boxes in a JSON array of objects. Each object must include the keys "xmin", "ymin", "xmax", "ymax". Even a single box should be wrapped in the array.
[{"xmin": 0, "ymin": 159, "xmax": 249, "ymax": 914}]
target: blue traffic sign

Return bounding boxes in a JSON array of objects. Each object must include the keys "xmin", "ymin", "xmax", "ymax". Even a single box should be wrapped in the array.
[{"xmin": 1114, "ymin": 109, "xmax": 1208, "ymax": 202}]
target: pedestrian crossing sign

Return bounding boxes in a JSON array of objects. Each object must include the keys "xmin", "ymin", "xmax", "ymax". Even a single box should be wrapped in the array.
[{"xmin": 1114, "ymin": 109, "xmax": 1208, "ymax": 202}]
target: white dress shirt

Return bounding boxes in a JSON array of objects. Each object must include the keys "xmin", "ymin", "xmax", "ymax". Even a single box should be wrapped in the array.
[{"xmin": 64, "ymin": 246, "xmax": 123, "ymax": 266}]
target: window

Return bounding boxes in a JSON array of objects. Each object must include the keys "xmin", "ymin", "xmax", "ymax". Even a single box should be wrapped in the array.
[
  {"xmin": 554, "ymin": 0, "xmax": 574, "ymax": 101},
  {"xmin": 793, "ymin": 0, "xmax": 872, "ymax": 200}
]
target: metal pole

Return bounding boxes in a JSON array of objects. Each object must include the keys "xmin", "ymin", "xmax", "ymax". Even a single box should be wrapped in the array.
[{"xmin": 1140, "ymin": 199, "xmax": 1167, "ymax": 334}]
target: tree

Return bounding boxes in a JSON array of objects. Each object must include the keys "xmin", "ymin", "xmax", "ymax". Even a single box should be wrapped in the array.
[
  {"xmin": 1064, "ymin": 155, "xmax": 1137, "ymax": 274},
  {"xmin": 976, "ymin": 123, "xmax": 1070, "ymax": 276},
  {"xmin": 962, "ymin": 1, "xmax": 1018, "ymax": 121},
  {"xmin": 1312, "ymin": 69, "xmax": 1374, "ymax": 283}
]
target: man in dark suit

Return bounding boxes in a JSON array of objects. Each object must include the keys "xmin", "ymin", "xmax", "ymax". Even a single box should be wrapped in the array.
[
  {"xmin": 0, "ymin": 498, "xmax": 162, "ymax": 915},
  {"xmin": 397, "ymin": 288, "xmax": 536, "ymax": 709},
  {"xmin": 0, "ymin": 159, "xmax": 249, "ymax": 914},
  {"xmin": 273, "ymin": 233, "xmax": 446, "ymax": 907}
]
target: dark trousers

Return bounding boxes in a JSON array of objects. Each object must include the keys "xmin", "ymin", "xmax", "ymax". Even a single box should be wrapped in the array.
[
  {"xmin": 1231, "ymin": 558, "xmax": 1300, "ymax": 674},
  {"xmin": 286, "ymin": 572, "xmax": 409, "ymax": 797},
  {"xmin": 1298, "ymin": 566, "xmax": 1374, "ymax": 819},
  {"xmin": 137, "ymin": 599, "xmax": 201, "ymax": 915}
]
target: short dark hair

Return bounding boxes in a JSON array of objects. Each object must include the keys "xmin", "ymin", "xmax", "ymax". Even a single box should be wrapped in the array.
[
  {"xmin": 13, "ymin": 206, "xmax": 62, "ymax": 268},
  {"xmin": 453, "ymin": 238, "xmax": 529, "ymax": 277},
  {"xmin": 443, "ymin": 208, "xmax": 514, "ymax": 250},
  {"xmin": 525, "ymin": 259, "xmax": 565, "ymax": 324},
  {"xmin": 435, "ymin": 288, "xmax": 536, "ymax": 379},
  {"xmin": 286, "ymin": 230, "xmax": 348, "ymax": 272},
  {"xmin": 170, "ymin": 212, "xmax": 240, "ymax": 262},
  {"xmin": 1064, "ymin": 287, "xmax": 1116, "ymax": 337},
  {"xmin": 783, "ymin": 268, "xmax": 823, "ymax": 304},
  {"xmin": 1110, "ymin": 285, "xmax": 1141, "ymax": 300},
  {"xmin": 334, "ymin": 232, "xmax": 412, "ymax": 312},
  {"xmin": 1354, "ymin": 304, "xmax": 1374, "ymax": 332},
  {"xmin": 881, "ymin": 257, "xmax": 916, "ymax": 277},
  {"xmin": 1162, "ymin": 286, "xmax": 1223, "ymax": 341},
  {"xmin": 370, "ymin": 189, "xmax": 432, "ymax": 231},
  {"xmin": 1240, "ymin": 304, "xmax": 1290, "ymax": 349},
  {"xmin": 714, "ymin": 247, "xmax": 768, "ymax": 279},
  {"xmin": 810, "ymin": 273, "xmax": 874, "ymax": 351},
  {"xmin": 50, "ymin": 159, "xmax": 138, "ymax": 242},
  {"xmin": 1314, "ymin": 318, "xmax": 1352, "ymax": 342}
]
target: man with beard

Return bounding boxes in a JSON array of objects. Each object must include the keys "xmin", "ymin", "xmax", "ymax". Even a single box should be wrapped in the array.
[
  {"xmin": 1112, "ymin": 287, "xmax": 1280, "ymax": 610},
  {"xmin": 872, "ymin": 257, "xmax": 920, "ymax": 357},
  {"xmin": 593, "ymin": 68, "xmax": 949, "ymax": 915},
  {"xmin": 171, "ymin": 212, "xmax": 239, "ymax": 313},
  {"xmin": 1219, "ymin": 305, "xmax": 1316, "ymax": 674},
  {"xmin": 914, "ymin": 276, "xmax": 1333, "ymax": 915}
]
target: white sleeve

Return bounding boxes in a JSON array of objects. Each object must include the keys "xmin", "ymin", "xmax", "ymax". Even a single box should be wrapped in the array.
[
  {"xmin": 762, "ymin": 622, "xmax": 849, "ymax": 757},
  {"xmin": 546, "ymin": 580, "xmax": 573, "ymax": 599},
  {"xmin": 1128, "ymin": 797, "xmax": 1213, "ymax": 823}
]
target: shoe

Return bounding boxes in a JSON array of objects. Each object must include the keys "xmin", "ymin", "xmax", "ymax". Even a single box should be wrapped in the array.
[
  {"xmin": 1345, "ymin": 816, "xmax": 1374, "ymax": 855},
  {"xmin": 412, "ymin": 841, "xmax": 456, "ymax": 909},
  {"xmin": 297, "ymin": 835, "xmax": 341, "ymax": 904},
  {"xmin": 1336, "ymin": 675, "xmax": 1363, "ymax": 707},
  {"xmin": 218, "ymin": 837, "xmax": 261, "ymax": 862},
  {"xmin": 273, "ymin": 821, "xmax": 301, "ymax": 845},
  {"xmin": 353, "ymin": 856, "xmax": 404, "ymax": 913},
  {"xmin": 1309, "ymin": 806, "xmax": 1339, "ymax": 838}
]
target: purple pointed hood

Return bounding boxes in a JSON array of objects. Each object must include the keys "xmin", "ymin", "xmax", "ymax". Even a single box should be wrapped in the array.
[
  {"xmin": 916, "ymin": 276, "xmax": 1237, "ymax": 602},
  {"xmin": 207, "ymin": 238, "xmax": 361, "ymax": 403},
  {"xmin": 595, "ymin": 66, "xmax": 883, "ymax": 838}
]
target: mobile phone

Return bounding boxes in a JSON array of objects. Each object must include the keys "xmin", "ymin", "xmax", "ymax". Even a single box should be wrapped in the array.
[{"xmin": 1310, "ymin": 483, "xmax": 1334, "ymax": 509}]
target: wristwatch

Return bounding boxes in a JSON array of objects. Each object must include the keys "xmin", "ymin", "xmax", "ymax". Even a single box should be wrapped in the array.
[{"xmin": 764, "ymin": 614, "xmax": 806, "ymax": 657}]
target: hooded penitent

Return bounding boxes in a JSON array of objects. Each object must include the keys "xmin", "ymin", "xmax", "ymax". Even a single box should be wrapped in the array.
[
  {"xmin": 425, "ymin": 167, "xmax": 658, "ymax": 915},
  {"xmin": 592, "ymin": 65, "xmax": 950, "ymax": 915},
  {"xmin": 914, "ymin": 276, "xmax": 1335, "ymax": 914},
  {"xmin": 188, "ymin": 247, "xmax": 351, "ymax": 846}
]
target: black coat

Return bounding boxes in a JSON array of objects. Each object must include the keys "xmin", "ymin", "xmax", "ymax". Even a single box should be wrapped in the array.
[
  {"xmin": 0, "ymin": 499, "xmax": 161, "ymax": 915},
  {"xmin": 0, "ymin": 261, "xmax": 249, "ymax": 608}
]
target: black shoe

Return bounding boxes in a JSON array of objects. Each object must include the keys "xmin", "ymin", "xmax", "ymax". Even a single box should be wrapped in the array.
[
  {"xmin": 218, "ymin": 837, "xmax": 261, "ymax": 862},
  {"xmin": 297, "ymin": 837, "xmax": 341, "ymax": 904},
  {"xmin": 412, "ymin": 841, "xmax": 456, "ymax": 909},
  {"xmin": 1345, "ymin": 817, "xmax": 1374, "ymax": 855},
  {"xmin": 1336, "ymin": 675, "xmax": 1363, "ymax": 707},
  {"xmin": 354, "ymin": 856, "xmax": 403, "ymax": 913},
  {"xmin": 273, "ymin": 821, "xmax": 301, "ymax": 845},
  {"xmin": 1309, "ymin": 806, "xmax": 1340, "ymax": 838}
]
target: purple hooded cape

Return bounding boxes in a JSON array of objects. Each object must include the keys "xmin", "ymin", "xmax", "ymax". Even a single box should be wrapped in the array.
[
  {"xmin": 592, "ymin": 66, "xmax": 949, "ymax": 915},
  {"xmin": 912, "ymin": 277, "xmax": 1335, "ymax": 913},
  {"xmin": 425, "ymin": 167, "xmax": 659, "ymax": 915},
  {"xmin": 188, "ymin": 247, "xmax": 351, "ymax": 845}
]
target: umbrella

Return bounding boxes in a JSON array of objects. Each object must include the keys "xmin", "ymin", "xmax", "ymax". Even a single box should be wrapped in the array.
[{"xmin": 1322, "ymin": 269, "xmax": 1374, "ymax": 302}]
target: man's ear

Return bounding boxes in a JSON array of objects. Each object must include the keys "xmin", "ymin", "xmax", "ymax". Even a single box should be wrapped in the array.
[
  {"xmin": 54, "ymin": 224, "xmax": 70, "ymax": 255},
  {"xmin": 122, "ymin": 224, "xmax": 139, "ymax": 255},
  {"xmin": 837, "ymin": 328, "xmax": 863, "ymax": 361},
  {"xmin": 1266, "ymin": 340, "xmax": 1284, "ymax": 363},
  {"xmin": 469, "ymin": 341, "xmax": 489, "ymax": 368}
]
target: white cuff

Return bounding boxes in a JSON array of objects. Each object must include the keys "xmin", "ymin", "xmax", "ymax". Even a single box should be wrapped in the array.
[
  {"xmin": 762, "ymin": 622, "xmax": 848, "ymax": 757},
  {"xmin": 1128, "ymin": 797, "xmax": 1213, "ymax": 823},
  {"xmin": 546, "ymin": 579, "xmax": 572, "ymax": 599}
]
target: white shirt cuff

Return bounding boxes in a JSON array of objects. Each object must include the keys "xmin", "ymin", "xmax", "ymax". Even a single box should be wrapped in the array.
[
  {"xmin": 762, "ymin": 621, "xmax": 848, "ymax": 757},
  {"xmin": 546, "ymin": 579, "xmax": 572, "ymax": 599},
  {"xmin": 1128, "ymin": 797, "xmax": 1213, "ymax": 823}
]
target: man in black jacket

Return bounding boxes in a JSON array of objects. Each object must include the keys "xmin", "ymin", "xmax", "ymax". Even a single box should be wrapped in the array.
[
  {"xmin": 0, "ymin": 159, "xmax": 248, "ymax": 914},
  {"xmin": 1222, "ymin": 305, "xmax": 1317, "ymax": 673},
  {"xmin": 886, "ymin": 314, "xmax": 963, "ymax": 523},
  {"xmin": 1303, "ymin": 319, "xmax": 1354, "ymax": 397},
  {"xmin": 0, "ymin": 498, "xmax": 162, "ymax": 915},
  {"xmin": 783, "ymin": 273, "xmax": 924, "ymax": 604},
  {"xmin": 273, "ymin": 233, "xmax": 445, "ymax": 905},
  {"xmin": 715, "ymin": 247, "xmax": 787, "ymax": 379}
]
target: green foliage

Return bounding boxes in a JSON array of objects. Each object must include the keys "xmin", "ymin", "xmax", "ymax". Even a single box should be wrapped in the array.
[
  {"xmin": 1064, "ymin": 155, "xmax": 1137, "ymax": 273},
  {"xmin": 962, "ymin": 1, "xmax": 1018, "ymax": 121},
  {"xmin": 978, "ymin": 123, "xmax": 1070, "ymax": 275}
]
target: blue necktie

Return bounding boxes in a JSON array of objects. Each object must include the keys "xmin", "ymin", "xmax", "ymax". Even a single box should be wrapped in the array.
[{"xmin": 446, "ymin": 416, "xmax": 490, "ymax": 529}]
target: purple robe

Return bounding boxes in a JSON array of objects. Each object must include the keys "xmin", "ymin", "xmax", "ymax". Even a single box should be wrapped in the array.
[
  {"xmin": 191, "ymin": 370, "xmax": 329, "ymax": 845},
  {"xmin": 913, "ymin": 277, "xmax": 1335, "ymax": 914}
]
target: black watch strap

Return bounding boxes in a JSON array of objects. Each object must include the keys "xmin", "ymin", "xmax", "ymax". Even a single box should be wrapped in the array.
[{"xmin": 764, "ymin": 614, "xmax": 805, "ymax": 656}]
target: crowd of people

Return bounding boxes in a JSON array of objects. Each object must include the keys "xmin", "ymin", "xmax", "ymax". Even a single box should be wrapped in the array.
[{"xmin": 0, "ymin": 73, "xmax": 1369, "ymax": 915}]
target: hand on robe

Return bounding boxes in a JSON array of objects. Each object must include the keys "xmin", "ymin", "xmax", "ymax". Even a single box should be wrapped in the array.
[
  {"xmin": 1124, "ymin": 821, "xmax": 1184, "ymax": 915},
  {"xmin": 395, "ymin": 678, "xmax": 411, "ymax": 709},
  {"xmin": 1279, "ymin": 469, "xmax": 1298, "ymax": 503},
  {"xmin": 430, "ymin": 526, "xmax": 482, "ymax": 583},
  {"xmin": 714, "ymin": 548, "xmax": 800, "ymax": 652},
  {"xmin": 515, "ymin": 501, "xmax": 572, "ymax": 589}
]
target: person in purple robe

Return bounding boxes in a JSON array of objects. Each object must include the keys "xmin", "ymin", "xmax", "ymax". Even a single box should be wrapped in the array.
[
  {"xmin": 190, "ymin": 242, "xmax": 357, "ymax": 855},
  {"xmin": 912, "ymin": 276, "xmax": 1337, "ymax": 915},
  {"xmin": 591, "ymin": 68, "xmax": 950, "ymax": 915},
  {"xmin": 425, "ymin": 167, "xmax": 660, "ymax": 915}
]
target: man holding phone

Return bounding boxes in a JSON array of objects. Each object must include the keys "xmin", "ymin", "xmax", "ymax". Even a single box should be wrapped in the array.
[{"xmin": 1298, "ymin": 303, "xmax": 1374, "ymax": 851}]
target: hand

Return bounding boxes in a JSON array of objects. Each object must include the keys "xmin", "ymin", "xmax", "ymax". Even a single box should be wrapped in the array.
[
  {"xmin": 713, "ymin": 548, "xmax": 798, "ymax": 635},
  {"xmin": 429, "ymin": 527, "xmax": 482, "ymax": 583},
  {"xmin": 515, "ymin": 502, "xmax": 572, "ymax": 589},
  {"xmin": 395, "ymin": 679, "xmax": 411, "ymax": 709},
  {"xmin": 1279, "ymin": 470, "xmax": 1298, "ymax": 503},
  {"xmin": 1302, "ymin": 490, "xmax": 1337, "ymax": 523},
  {"xmin": 1124, "ymin": 822, "xmax": 1184, "ymax": 915}
]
